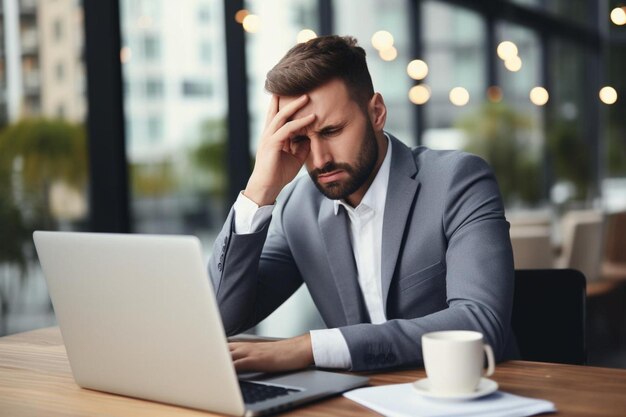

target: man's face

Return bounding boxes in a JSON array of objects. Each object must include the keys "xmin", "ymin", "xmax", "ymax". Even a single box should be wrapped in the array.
[{"xmin": 278, "ymin": 79, "xmax": 381, "ymax": 203}]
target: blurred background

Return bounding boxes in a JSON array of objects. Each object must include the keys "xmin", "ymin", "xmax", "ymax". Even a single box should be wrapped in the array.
[{"xmin": 0, "ymin": 0, "xmax": 624, "ymax": 367}]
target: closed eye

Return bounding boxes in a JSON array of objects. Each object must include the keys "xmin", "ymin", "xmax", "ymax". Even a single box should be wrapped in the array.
[{"xmin": 318, "ymin": 125, "xmax": 345, "ymax": 138}]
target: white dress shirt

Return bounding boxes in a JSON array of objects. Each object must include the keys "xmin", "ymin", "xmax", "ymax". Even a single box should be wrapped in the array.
[{"xmin": 232, "ymin": 136, "xmax": 392, "ymax": 369}]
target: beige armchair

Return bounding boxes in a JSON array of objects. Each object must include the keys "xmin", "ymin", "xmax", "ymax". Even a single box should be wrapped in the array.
[
  {"xmin": 556, "ymin": 209, "xmax": 604, "ymax": 282},
  {"xmin": 602, "ymin": 211, "xmax": 626, "ymax": 280},
  {"xmin": 510, "ymin": 226, "xmax": 554, "ymax": 269}
]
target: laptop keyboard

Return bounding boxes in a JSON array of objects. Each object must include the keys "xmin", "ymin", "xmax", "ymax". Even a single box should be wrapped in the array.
[{"xmin": 239, "ymin": 380, "xmax": 301, "ymax": 404}]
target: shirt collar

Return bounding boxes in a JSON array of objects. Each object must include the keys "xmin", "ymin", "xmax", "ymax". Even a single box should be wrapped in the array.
[{"xmin": 333, "ymin": 133, "xmax": 392, "ymax": 215}]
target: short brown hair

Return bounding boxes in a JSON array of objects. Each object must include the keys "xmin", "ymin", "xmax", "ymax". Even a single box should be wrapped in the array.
[{"xmin": 265, "ymin": 35, "xmax": 374, "ymax": 107}]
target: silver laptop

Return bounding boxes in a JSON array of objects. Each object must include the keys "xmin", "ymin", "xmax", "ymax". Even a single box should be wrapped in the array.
[{"xmin": 33, "ymin": 231, "xmax": 368, "ymax": 416}]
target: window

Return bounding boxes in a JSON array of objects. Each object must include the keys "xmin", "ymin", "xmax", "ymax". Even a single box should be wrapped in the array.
[
  {"xmin": 53, "ymin": 18, "xmax": 63, "ymax": 41},
  {"xmin": 198, "ymin": 4, "xmax": 211, "ymax": 23},
  {"xmin": 243, "ymin": 0, "xmax": 325, "ymax": 337},
  {"xmin": 146, "ymin": 79, "xmax": 163, "ymax": 98},
  {"xmin": 147, "ymin": 116, "xmax": 163, "ymax": 141},
  {"xmin": 245, "ymin": 0, "xmax": 319, "ymax": 152},
  {"xmin": 119, "ymin": 0, "xmax": 229, "ymax": 244},
  {"xmin": 334, "ymin": 0, "xmax": 415, "ymax": 145},
  {"xmin": 56, "ymin": 62, "xmax": 65, "ymax": 81},
  {"xmin": 200, "ymin": 41, "xmax": 211, "ymax": 64},
  {"xmin": 182, "ymin": 80, "xmax": 212, "ymax": 97},
  {"xmin": 143, "ymin": 35, "xmax": 160, "ymax": 61},
  {"xmin": 421, "ymin": 1, "xmax": 486, "ymax": 148},
  {"xmin": 0, "ymin": 0, "xmax": 89, "ymax": 337},
  {"xmin": 549, "ymin": 38, "xmax": 593, "ymax": 204}
]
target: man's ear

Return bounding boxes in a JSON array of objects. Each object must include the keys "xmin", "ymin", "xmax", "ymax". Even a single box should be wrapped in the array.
[{"xmin": 368, "ymin": 93, "xmax": 387, "ymax": 131}]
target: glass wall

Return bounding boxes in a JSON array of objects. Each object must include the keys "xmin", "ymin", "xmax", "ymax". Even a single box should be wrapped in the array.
[
  {"xmin": 242, "ymin": 0, "xmax": 325, "ymax": 337},
  {"xmin": 120, "ymin": 0, "xmax": 228, "ymax": 247},
  {"xmin": 421, "ymin": 1, "xmax": 486, "ymax": 150},
  {"xmin": 549, "ymin": 39, "xmax": 593, "ymax": 207},
  {"xmin": 604, "ymin": 3, "xmax": 626, "ymax": 211},
  {"xmin": 491, "ymin": 23, "xmax": 544, "ymax": 207},
  {"xmin": 334, "ymin": 0, "xmax": 415, "ymax": 145},
  {"xmin": 244, "ymin": 0, "xmax": 319, "ymax": 153},
  {"xmin": 0, "ymin": 0, "xmax": 88, "ymax": 335}
]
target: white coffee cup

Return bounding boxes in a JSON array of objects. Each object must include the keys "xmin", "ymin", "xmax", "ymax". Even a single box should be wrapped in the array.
[{"xmin": 421, "ymin": 330, "xmax": 495, "ymax": 395}]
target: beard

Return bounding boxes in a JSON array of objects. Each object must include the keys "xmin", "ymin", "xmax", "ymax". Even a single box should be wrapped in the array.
[{"xmin": 308, "ymin": 121, "xmax": 379, "ymax": 201}]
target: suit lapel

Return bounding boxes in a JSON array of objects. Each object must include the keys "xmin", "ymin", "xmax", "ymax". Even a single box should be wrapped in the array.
[
  {"xmin": 318, "ymin": 198, "xmax": 370, "ymax": 325},
  {"xmin": 381, "ymin": 135, "xmax": 420, "ymax": 312}
]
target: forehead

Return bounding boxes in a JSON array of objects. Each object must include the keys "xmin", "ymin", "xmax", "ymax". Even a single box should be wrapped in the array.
[{"xmin": 278, "ymin": 78, "xmax": 360, "ymax": 122}]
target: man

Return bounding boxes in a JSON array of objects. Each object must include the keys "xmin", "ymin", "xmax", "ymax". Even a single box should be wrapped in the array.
[{"xmin": 209, "ymin": 35, "xmax": 515, "ymax": 372}]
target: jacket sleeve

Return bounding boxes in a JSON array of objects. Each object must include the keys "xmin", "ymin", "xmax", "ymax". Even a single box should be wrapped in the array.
[
  {"xmin": 339, "ymin": 153, "xmax": 515, "ymax": 371},
  {"xmin": 208, "ymin": 188, "xmax": 304, "ymax": 336}
]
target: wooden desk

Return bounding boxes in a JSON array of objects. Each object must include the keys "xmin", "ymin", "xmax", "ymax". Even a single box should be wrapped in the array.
[{"xmin": 2, "ymin": 327, "xmax": 626, "ymax": 416}]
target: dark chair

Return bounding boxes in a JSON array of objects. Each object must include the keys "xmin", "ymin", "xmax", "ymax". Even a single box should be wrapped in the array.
[{"xmin": 511, "ymin": 269, "xmax": 587, "ymax": 365}]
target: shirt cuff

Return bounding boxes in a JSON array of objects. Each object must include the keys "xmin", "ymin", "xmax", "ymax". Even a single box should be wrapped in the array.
[
  {"xmin": 233, "ymin": 192, "xmax": 274, "ymax": 234},
  {"xmin": 309, "ymin": 328, "xmax": 352, "ymax": 369}
]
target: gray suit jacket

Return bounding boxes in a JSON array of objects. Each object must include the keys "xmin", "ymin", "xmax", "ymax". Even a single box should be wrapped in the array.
[{"xmin": 208, "ymin": 134, "xmax": 516, "ymax": 371}]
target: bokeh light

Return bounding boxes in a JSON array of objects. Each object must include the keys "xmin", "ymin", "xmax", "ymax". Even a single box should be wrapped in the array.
[
  {"xmin": 235, "ymin": 9, "xmax": 249, "ymax": 24},
  {"xmin": 242, "ymin": 14, "xmax": 261, "ymax": 33},
  {"xmin": 449, "ymin": 87, "xmax": 470, "ymax": 106},
  {"xmin": 407, "ymin": 60, "xmax": 429, "ymax": 80},
  {"xmin": 504, "ymin": 55, "xmax": 522, "ymax": 72},
  {"xmin": 371, "ymin": 30, "xmax": 394, "ymax": 51},
  {"xmin": 379, "ymin": 46, "xmax": 398, "ymax": 61},
  {"xmin": 530, "ymin": 87, "xmax": 549, "ymax": 106},
  {"xmin": 120, "ymin": 46, "xmax": 132, "ymax": 64},
  {"xmin": 497, "ymin": 41, "xmax": 518, "ymax": 61},
  {"xmin": 487, "ymin": 86, "xmax": 503, "ymax": 103},
  {"xmin": 297, "ymin": 29, "xmax": 317, "ymax": 44},
  {"xmin": 599, "ymin": 86, "xmax": 618, "ymax": 104},
  {"xmin": 408, "ymin": 85, "xmax": 431, "ymax": 105},
  {"xmin": 610, "ymin": 7, "xmax": 626, "ymax": 25}
]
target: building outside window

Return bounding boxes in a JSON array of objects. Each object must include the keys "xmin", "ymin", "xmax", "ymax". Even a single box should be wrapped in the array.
[
  {"xmin": 0, "ymin": 0, "xmax": 88, "ymax": 335},
  {"xmin": 119, "ymin": 0, "xmax": 228, "ymax": 245}
]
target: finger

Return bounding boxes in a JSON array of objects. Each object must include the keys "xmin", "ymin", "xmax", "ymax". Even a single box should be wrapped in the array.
[
  {"xmin": 233, "ymin": 358, "xmax": 256, "ymax": 372},
  {"xmin": 230, "ymin": 348, "xmax": 247, "ymax": 361},
  {"xmin": 264, "ymin": 95, "xmax": 279, "ymax": 127},
  {"xmin": 228, "ymin": 342, "xmax": 243, "ymax": 351},
  {"xmin": 273, "ymin": 114, "xmax": 316, "ymax": 144},
  {"xmin": 267, "ymin": 95, "xmax": 309, "ymax": 135}
]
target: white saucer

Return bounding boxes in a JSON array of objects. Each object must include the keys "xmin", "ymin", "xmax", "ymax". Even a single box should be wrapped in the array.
[{"xmin": 412, "ymin": 377, "xmax": 499, "ymax": 400}]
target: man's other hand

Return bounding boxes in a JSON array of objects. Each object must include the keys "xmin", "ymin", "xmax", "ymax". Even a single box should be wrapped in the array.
[{"xmin": 229, "ymin": 333, "xmax": 314, "ymax": 372}]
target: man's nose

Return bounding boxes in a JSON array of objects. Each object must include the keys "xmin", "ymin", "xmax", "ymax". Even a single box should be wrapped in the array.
[{"xmin": 308, "ymin": 139, "xmax": 332, "ymax": 169}]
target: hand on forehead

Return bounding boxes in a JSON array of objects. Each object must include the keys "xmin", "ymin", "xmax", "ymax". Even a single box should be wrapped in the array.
[{"xmin": 278, "ymin": 94, "xmax": 315, "ymax": 121}]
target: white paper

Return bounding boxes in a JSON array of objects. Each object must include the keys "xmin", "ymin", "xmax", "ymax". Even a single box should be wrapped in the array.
[{"xmin": 344, "ymin": 383, "xmax": 556, "ymax": 417}]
